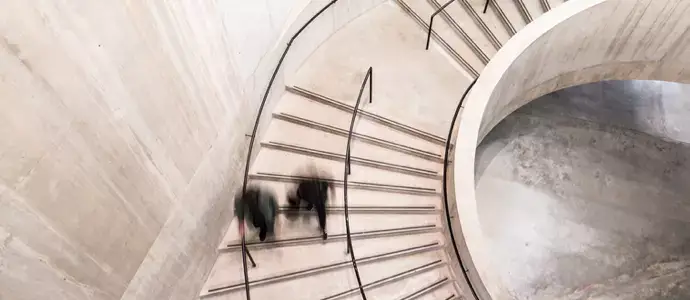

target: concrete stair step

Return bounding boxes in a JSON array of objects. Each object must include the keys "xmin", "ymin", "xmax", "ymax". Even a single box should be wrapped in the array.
[
  {"xmin": 395, "ymin": 0, "xmax": 482, "ymax": 77},
  {"xmin": 274, "ymin": 92, "xmax": 444, "ymax": 156},
  {"xmin": 498, "ymin": 0, "xmax": 529, "ymax": 29},
  {"xmin": 245, "ymin": 180, "xmax": 443, "ymax": 209},
  {"xmin": 465, "ymin": 0, "xmax": 516, "ymax": 39},
  {"xmin": 250, "ymin": 148, "xmax": 441, "ymax": 190},
  {"xmin": 288, "ymin": 86, "xmax": 446, "ymax": 146},
  {"xmin": 203, "ymin": 233, "xmax": 445, "ymax": 295},
  {"xmin": 340, "ymin": 271, "xmax": 455, "ymax": 300},
  {"xmin": 203, "ymin": 249, "xmax": 446, "ymax": 299},
  {"xmin": 264, "ymin": 118, "xmax": 444, "ymax": 172},
  {"xmin": 515, "ymin": 0, "xmax": 537, "ymax": 23},
  {"xmin": 221, "ymin": 213, "xmax": 441, "ymax": 251},
  {"xmin": 260, "ymin": 141, "xmax": 441, "ymax": 179},
  {"xmin": 221, "ymin": 224, "xmax": 441, "ymax": 253},
  {"xmin": 428, "ymin": 0, "xmax": 498, "ymax": 61},
  {"xmin": 272, "ymin": 113, "xmax": 444, "ymax": 163},
  {"xmin": 323, "ymin": 257, "xmax": 448, "ymax": 300},
  {"xmin": 278, "ymin": 205, "xmax": 438, "ymax": 215}
]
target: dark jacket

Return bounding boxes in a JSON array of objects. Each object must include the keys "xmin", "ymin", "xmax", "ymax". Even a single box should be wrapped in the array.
[{"xmin": 235, "ymin": 187, "xmax": 277, "ymax": 230}]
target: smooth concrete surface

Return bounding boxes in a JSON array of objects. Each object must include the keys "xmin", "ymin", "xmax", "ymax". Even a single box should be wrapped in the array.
[
  {"xmin": 0, "ymin": 0, "xmax": 387, "ymax": 299},
  {"xmin": 293, "ymin": 2, "xmax": 473, "ymax": 136},
  {"xmin": 476, "ymin": 80, "xmax": 690, "ymax": 299},
  {"xmin": 453, "ymin": 0, "xmax": 690, "ymax": 299}
]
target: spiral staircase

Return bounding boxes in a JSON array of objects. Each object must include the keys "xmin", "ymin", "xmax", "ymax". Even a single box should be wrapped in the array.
[{"xmin": 199, "ymin": 0, "xmax": 569, "ymax": 299}]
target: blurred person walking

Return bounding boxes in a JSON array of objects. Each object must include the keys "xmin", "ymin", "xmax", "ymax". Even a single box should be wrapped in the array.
[
  {"xmin": 288, "ymin": 165, "xmax": 335, "ymax": 240},
  {"xmin": 235, "ymin": 186, "xmax": 278, "ymax": 242}
]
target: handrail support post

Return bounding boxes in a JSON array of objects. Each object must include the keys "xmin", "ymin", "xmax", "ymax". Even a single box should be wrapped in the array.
[{"xmin": 425, "ymin": 0, "xmax": 456, "ymax": 50}]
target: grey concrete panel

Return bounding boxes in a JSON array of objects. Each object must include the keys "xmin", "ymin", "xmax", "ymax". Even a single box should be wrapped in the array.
[{"xmin": 476, "ymin": 80, "xmax": 690, "ymax": 299}]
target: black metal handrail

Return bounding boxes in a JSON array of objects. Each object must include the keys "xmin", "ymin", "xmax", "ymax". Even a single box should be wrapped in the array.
[
  {"xmin": 237, "ymin": 1, "xmax": 339, "ymax": 299},
  {"xmin": 425, "ymin": 0, "xmax": 458, "ymax": 50},
  {"xmin": 483, "ymin": 0, "xmax": 490, "ymax": 13},
  {"xmin": 344, "ymin": 67, "xmax": 374, "ymax": 299},
  {"xmin": 442, "ymin": 78, "xmax": 479, "ymax": 299}
]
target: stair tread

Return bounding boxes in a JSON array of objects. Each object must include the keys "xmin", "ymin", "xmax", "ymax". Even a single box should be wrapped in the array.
[
  {"xmin": 250, "ymin": 148, "xmax": 441, "ymax": 190},
  {"xmin": 203, "ymin": 253, "xmax": 446, "ymax": 299},
  {"xmin": 400, "ymin": 0, "xmax": 485, "ymax": 74},
  {"xmin": 464, "ymin": 0, "xmax": 514, "ymax": 41},
  {"xmin": 435, "ymin": 0, "xmax": 499, "ymax": 58},
  {"xmin": 496, "ymin": 0, "xmax": 529, "ymax": 30},
  {"xmin": 220, "ymin": 213, "xmax": 441, "ymax": 250},
  {"xmin": 263, "ymin": 119, "xmax": 443, "ymax": 171},
  {"xmin": 274, "ymin": 92, "xmax": 445, "ymax": 155},
  {"xmin": 204, "ymin": 233, "xmax": 445, "ymax": 292}
]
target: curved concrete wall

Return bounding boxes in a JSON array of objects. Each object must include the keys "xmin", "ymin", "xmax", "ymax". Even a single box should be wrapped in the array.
[
  {"xmin": 452, "ymin": 0, "xmax": 690, "ymax": 298},
  {"xmin": 0, "ymin": 1, "xmax": 383, "ymax": 299}
]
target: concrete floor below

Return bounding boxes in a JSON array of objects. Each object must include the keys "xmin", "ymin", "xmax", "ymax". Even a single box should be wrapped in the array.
[{"xmin": 475, "ymin": 80, "xmax": 690, "ymax": 299}]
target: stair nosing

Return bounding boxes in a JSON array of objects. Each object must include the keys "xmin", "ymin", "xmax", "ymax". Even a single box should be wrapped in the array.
[
  {"xmin": 202, "ymin": 242, "xmax": 442, "ymax": 297},
  {"xmin": 220, "ymin": 224, "xmax": 440, "ymax": 251},
  {"xmin": 487, "ymin": 0, "xmax": 517, "ymax": 36},
  {"xmin": 427, "ymin": 0, "xmax": 490, "ymax": 64},
  {"xmin": 394, "ymin": 0, "xmax": 479, "ymax": 78},
  {"xmin": 278, "ymin": 205, "xmax": 440, "ymax": 214},
  {"xmin": 288, "ymin": 86, "xmax": 447, "ymax": 145},
  {"xmin": 457, "ymin": 0, "xmax": 503, "ymax": 49},
  {"xmin": 250, "ymin": 172, "xmax": 439, "ymax": 195},
  {"xmin": 513, "ymin": 0, "xmax": 533, "ymax": 23},
  {"xmin": 321, "ymin": 259, "xmax": 446, "ymax": 300},
  {"xmin": 272, "ymin": 113, "xmax": 444, "ymax": 163},
  {"xmin": 261, "ymin": 141, "xmax": 441, "ymax": 179},
  {"xmin": 397, "ymin": 277, "xmax": 450, "ymax": 300}
]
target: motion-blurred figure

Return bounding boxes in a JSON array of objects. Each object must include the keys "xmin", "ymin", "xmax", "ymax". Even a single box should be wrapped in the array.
[
  {"xmin": 235, "ymin": 186, "xmax": 277, "ymax": 242},
  {"xmin": 288, "ymin": 165, "xmax": 335, "ymax": 240}
]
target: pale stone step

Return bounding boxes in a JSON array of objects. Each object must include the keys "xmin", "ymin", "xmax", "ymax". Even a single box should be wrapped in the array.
[
  {"xmin": 272, "ymin": 114, "xmax": 444, "ymax": 163},
  {"xmin": 274, "ymin": 92, "xmax": 444, "ymax": 156},
  {"xmin": 245, "ymin": 180, "xmax": 443, "ymax": 209},
  {"xmin": 250, "ymin": 148, "xmax": 441, "ymax": 190},
  {"xmin": 204, "ymin": 250, "xmax": 446, "ymax": 300},
  {"xmin": 323, "ymin": 257, "xmax": 448, "ymax": 300},
  {"xmin": 464, "ymin": 0, "xmax": 515, "ymax": 41},
  {"xmin": 221, "ymin": 224, "xmax": 441, "ymax": 254},
  {"xmin": 221, "ymin": 213, "xmax": 442, "ymax": 250},
  {"xmin": 429, "ymin": 0, "xmax": 499, "ymax": 59},
  {"xmin": 263, "ymin": 118, "xmax": 443, "ymax": 172},
  {"xmin": 339, "ymin": 268, "xmax": 454, "ymax": 300},
  {"xmin": 290, "ymin": 3, "xmax": 475, "ymax": 136},
  {"xmin": 501, "ymin": 0, "xmax": 529, "ymax": 28},
  {"xmin": 249, "ymin": 173, "xmax": 439, "ymax": 196},
  {"xmin": 414, "ymin": 282, "xmax": 461, "ymax": 300},
  {"xmin": 202, "ymin": 267, "xmax": 357, "ymax": 300},
  {"xmin": 397, "ymin": 0, "xmax": 484, "ymax": 75},
  {"xmin": 547, "ymin": 0, "xmax": 566, "ymax": 9},
  {"xmin": 520, "ymin": 0, "xmax": 544, "ymax": 21},
  {"xmin": 203, "ymin": 232, "xmax": 444, "ymax": 294},
  {"xmin": 260, "ymin": 141, "xmax": 441, "ymax": 179},
  {"xmin": 537, "ymin": 0, "xmax": 552, "ymax": 12},
  {"xmin": 288, "ymin": 86, "xmax": 446, "ymax": 146}
]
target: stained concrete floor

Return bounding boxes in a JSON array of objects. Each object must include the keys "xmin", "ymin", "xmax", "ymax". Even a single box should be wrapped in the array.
[{"xmin": 475, "ymin": 80, "xmax": 690, "ymax": 299}]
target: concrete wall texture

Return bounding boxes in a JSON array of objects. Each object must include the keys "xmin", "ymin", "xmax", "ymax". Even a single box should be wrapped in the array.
[
  {"xmin": 476, "ymin": 80, "xmax": 690, "ymax": 299},
  {"xmin": 0, "ymin": 0, "xmax": 386, "ymax": 299}
]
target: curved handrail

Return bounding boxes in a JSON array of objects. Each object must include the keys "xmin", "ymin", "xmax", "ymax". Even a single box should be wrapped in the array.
[
  {"xmin": 344, "ymin": 67, "xmax": 374, "ymax": 299},
  {"xmin": 442, "ymin": 78, "xmax": 479, "ymax": 299},
  {"xmin": 425, "ymin": 0, "xmax": 457, "ymax": 50},
  {"xmin": 238, "ymin": 1, "xmax": 340, "ymax": 299}
]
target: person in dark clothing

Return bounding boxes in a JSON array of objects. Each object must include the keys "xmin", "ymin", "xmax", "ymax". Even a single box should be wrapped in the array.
[
  {"xmin": 288, "ymin": 168, "xmax": 335, "ymax": 240},
  {"xmin": 235, "ymin": 186, "xmax": 277, "ymax": 241}
]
